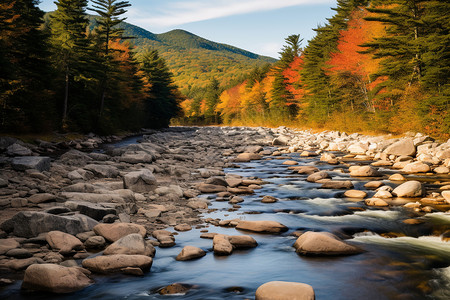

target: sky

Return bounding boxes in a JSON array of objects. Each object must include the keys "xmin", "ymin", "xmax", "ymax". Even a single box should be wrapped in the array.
[{"xmin": 38, "ymin": 0, "xmax": 337, "ymax": 59}]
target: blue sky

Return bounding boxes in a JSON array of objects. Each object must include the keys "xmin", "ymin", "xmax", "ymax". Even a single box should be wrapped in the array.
[{"xmin": 38, "ymin": 0, "xmax": 336, "ymax": 58}]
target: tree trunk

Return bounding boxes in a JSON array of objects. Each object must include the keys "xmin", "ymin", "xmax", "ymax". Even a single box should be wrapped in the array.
[{"xmin": 63, "ymin": 66, "xmax": 69, "ymax": 122}]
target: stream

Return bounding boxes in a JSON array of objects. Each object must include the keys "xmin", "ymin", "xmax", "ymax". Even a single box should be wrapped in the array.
[{"xmin": 2, "ymin": 145, "xmax": 450, "ymax": 299}]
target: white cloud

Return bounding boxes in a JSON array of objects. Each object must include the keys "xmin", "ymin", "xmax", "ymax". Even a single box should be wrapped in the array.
[
  {"xmin": 259, "ymin": 42, "xmax": 283, "ymax": 58},
  {"xmin": 134, "ymin": 0, "xmax": 333, "ymax": 28}
]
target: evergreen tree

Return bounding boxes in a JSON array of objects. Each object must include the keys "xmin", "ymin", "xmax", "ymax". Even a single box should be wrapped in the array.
[
  {"xmin": 88, "ymin": 0, "xmax": 131, "ymax": 115},
  {"xmin": 204, "ymin": 78, "xmax": 221, "ymax": 123},
  {"xmin": 140, "ymin": 50, "xmax": 181, "ymax": 128},
  {"xmin": 0, "ymin": 0, "xmax": 53, "ymax": 132},
  {"xmin": 50, "ymin": 0, "xmax": 89, "ymax": 126}
]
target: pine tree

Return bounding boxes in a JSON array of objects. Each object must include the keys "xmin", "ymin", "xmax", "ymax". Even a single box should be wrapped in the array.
[
  {"xmin": 88, "ymin": 0, "xmax": 131, "ymax": 115},
  {"xmin": 204, "ymin": 78, "xmax": 221, "ymax": 123},
  {"xmin": 50, "ymin": 0, "xmax": 89, "ymax": 126},
  {"xmin": 0, "ymin": 0, "xmax": 53, "ymax": 132},
  {"xmin": 140, "ymin": 50, "xmax": 181, "ymax": 128}
]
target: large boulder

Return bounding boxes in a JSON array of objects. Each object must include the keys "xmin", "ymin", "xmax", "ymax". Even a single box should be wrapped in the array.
[
  {"xmin": 104, "ymin": 233, "xmax": 155, "ymax": 257},
  {"xmin": 46, "ymin": 231, "xmax": 84, "ymax": 254},
  {"xmin": 22, "ymin": 264, "xmax": 92, "ymax": 293},
  {"xmin": 123, "ymin": 169, "xmax": 157, "ymax": 193},
  {"xmin": 176, "ymin": 246, "xmax": 206, "ymax": 261},
  {"xmin": 255, "ymin": 281, "xmax": 315, "ymax": 300},
  {"xmin": 294, "ymin": 231, "xmax": 362, "ymax": 256},
  {"xmin": 11, "ymin": 156, "xmax": 51, "ymax": 172},
  {"xmin": 236, "ymin": 220, "xmax": 288, "ymax": 233},
  {"xmin": 349, "ymin": 166, "xmax": 382, "ymax": 177},
  {"xmin": 82, "ymin": 254, "xmax": 152, "ymax": 274},
  {"xmin": 93, "ymin": 223, "xmax": 146, "ymax": 242},
  {"xmin": 384, "ymin": 139, "xmax": 416, "ymax": 156},
  {"xmin": 392, "ymin": 181, "xmax": 423, "ymax": 197},
  {"xmin": 0, "ymin": 212, "xmax": 98, "ymax": 238}
]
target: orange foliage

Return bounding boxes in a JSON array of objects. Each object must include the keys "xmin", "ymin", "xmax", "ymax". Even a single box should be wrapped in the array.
[
  {"xmin": 282, "ymin": 56, "xmax": 305, "ymax": 105},
  {"xmin": 327, "ymin": 8, "xmax": 384, "ymax": 78}
]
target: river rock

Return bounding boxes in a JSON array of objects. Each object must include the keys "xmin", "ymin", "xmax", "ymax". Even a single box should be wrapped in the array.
[
  {"xmin": 46, "ymin": 231, "xmax": 84, "ymax": 254},
  {"xmin": 255, "ymin": 281, "xmax": 315, "ymax": 300},
  {"xmin": 384, "ymin": 139, "xmax": 416, "ymax": 156},
  {"xmin": 159, "ymin": 283, "xmax": 192, "ymax": 295},
  {"xmin": 123, "ymin": 169, "xmax": 157, "ymax": 193},
  {"xmin": 0, "ymin": 238, "xmax": 20, "ymax": 255},
  {"xmin": 283, "ymin": 160, "xmax": 298, "ymax": 165},
  {"xmin": 261, "ymin": 195, "xmax": 278, "ymax": 203},
  {"xmin": 6, "ymin": 248, "xmax": 32, "ymax": 259},
  {"xmin": 402, "ymin": 161, "xmax": 431, "ymax": 173},
  {"xmin": 187, "ymin": 198, "xmax": 209, "ymax": 209},
  {"xmin": 28, "ymin": 193, "xmax": 56, "ymax": 204},
  {"xmin": 348, "ymin": 143, "xmax": 368, "ymax": 155},
  {"xmin": 373, "ymin": 190, "xmax": 393, "ymax": 198},
  {"xmin": 6, "ymin": 257, "xmax": 45, "ymax": 271},
  {"xmin": 104, "ymin": 233, "xmax": 155, "ymax": 257},
  {"xmin": 235, "ymin": 153, "xmax": 262, "ymax": 162},
  {"xmin": 364, "ymin": 181, "xmax": 384, "ymax": 189},
  {"xmin": 272, "ymin": 136, "xmax": 289, "ymax": 146},
  {"xmin": 7, "ymin": 143, "xmax": 32, "ymax": 156},
  {"xmin": 236, "ymin": 220, "xmax": 288, "ymax": 233},
  {"xmin": 174, "ymin": 224, "xmax": 192, "ymax": 232},
  {"xmin": 176, "ymin": 246, "xmax": 206, "ymax": 261},
  {"xmin": 197, "ymin": 183, "xmax": 227, "ymax": 193},
  {"xmin": 82, "ymin": 254, "xmax": 152, "ymax": 274},
  {"xmin": 229, "ymin": 235, "xmax": 258, "ymax": 249},
  {"xmin": 389, "ymin": 173, "xmax": 406, "ymax": 181},
  {"xmin": 73, "ymin": 202, "xmax": 117, "ymax": 221},
  {"xmin": 321, "ymin": 180, "xmax": 354, "ymax": 189},
  {"xmin": 344, "ymin": 190, "xmax": 367, "ymax": 198},
  {"xmin": 22, "ymin": 264, "xmax": 92, "ymax": 293},
  {"xmin": 441, "ymin": 191, "xmax": 450, "ymax": 203},
  {"xmin": 293, "ymin": 231, "xmax": 362, "ymax": 256},
  {"xmin": 84, "ymin": 164, "xmax": 119, "ymax": 178},
  {"xmin": 434, "ymin": 166, "xmax": 450, "ymax": 174},
  {"xmin": 119, "ymin": 152, "xmax": 154, "ymax": 164},
  {"xmin": 306, "ymin": 171, "xmax": 331, "ymax": 183},
  {"xmin": 213, "ymin": 234, "xmax": 233, "ymax": 255},
  {"xmin": 295, "ymin": 166, "xmax": 319, "ymax": 174},
  {"xmin": 392, "ymin": 181, "xmax": 423, "ymax": 197},
  {"xmin": 11, "ymin": 156, "xmax": 51, "ymax": 172},
  {"xmin": 365, "ymin": 198, "xmax": 389, "ymax": 206},
  {"xmin": 0, "ymin": 212, "xmax": 98, "ymax": 238},
  {"xmin": 349, "ymin": 166, "xmax": 382, "ymax": 177},
  {"xmin": 93, "ymin": 223, "xmax": 146, "ymax": 242},
  {"xmin": 84, "ymin": 236, "xmax": 106, "ymax": 249}
]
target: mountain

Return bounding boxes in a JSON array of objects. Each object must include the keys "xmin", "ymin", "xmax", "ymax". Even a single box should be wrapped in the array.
[{"xmin": 115, "ymin": 22, "xmax": 277, "ymax": 92}]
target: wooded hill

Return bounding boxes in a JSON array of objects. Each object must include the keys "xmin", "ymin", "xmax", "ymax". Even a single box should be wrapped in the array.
[{"xmin": 113, "ymin": 21, "xmax": 277, "ymax": 92}]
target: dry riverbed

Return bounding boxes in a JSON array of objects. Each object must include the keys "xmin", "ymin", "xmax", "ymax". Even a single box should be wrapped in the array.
[{"xmin": 0, "ymin": 126, "xmax": 449, "ymax": 298}]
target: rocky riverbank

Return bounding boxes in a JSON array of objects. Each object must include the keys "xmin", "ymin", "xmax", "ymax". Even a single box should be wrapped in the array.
[{"xmin": 0, "ymin": 126, "xmax": 449, "ymax": 296}]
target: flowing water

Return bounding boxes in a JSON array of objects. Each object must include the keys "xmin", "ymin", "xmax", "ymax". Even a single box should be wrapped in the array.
[{"xmin": 2, "ymin": 149, "xmax": 450, "ymax": 299}]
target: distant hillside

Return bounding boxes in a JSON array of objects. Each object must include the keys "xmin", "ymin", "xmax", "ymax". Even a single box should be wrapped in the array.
[
  {"xmin": 115, "ymin": 22, "xmax": 277, "ymax": 92},
  {"xmin": 44, "ymin": 12, "xmax": 276, "ymax": 92}
]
